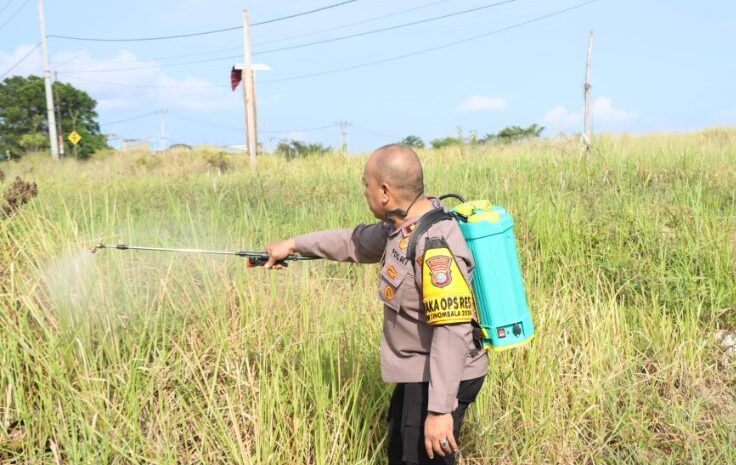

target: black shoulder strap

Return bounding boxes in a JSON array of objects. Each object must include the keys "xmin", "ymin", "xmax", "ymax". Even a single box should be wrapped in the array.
[{"xmin": 406, "ymin": 208, "xmax": 453, "ymax": 264}]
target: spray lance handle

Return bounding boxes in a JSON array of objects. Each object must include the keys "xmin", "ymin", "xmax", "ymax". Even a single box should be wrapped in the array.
[
  {"xmin": 233, "ymin": 251, "xmax": 316, "ymax": 268},
  {"xmin": 243, "ymin": 253, "xmax": 319, "ymax": 268}
]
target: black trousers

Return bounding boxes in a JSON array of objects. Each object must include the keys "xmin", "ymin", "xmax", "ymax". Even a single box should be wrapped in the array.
[{"xmin": 387, "ymin": 376, "xmax": 485, "ymax": 465}]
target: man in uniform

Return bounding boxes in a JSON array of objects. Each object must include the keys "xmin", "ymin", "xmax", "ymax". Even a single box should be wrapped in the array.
[{"xmin": 265, "ymin": 144, "xmax": 487, "ymax": 465}]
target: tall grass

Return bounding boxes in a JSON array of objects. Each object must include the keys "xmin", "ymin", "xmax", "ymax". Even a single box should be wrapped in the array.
[{"xmin": 1, "ymin": 131, "xmax": 735, "ymax": 464}]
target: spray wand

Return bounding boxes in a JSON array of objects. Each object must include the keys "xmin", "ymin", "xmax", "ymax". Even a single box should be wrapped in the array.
[{"xmin": 90, "ymin": 242, "xmax": 317, "ymax": 267}]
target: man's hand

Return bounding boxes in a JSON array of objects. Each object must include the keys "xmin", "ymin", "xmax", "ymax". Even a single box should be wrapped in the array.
[
  {"xmin": 264, "ymin": 238, "xmax": 296, "ymax": 269},
  {"xmin": 424, "ymin": 412, "xmax": 457, "ymax": 459}
]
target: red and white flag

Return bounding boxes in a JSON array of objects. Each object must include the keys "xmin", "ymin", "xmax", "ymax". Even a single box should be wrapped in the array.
[{"xmin": 230, "ymin": 67, "xmax": 242, "ymax": 92}]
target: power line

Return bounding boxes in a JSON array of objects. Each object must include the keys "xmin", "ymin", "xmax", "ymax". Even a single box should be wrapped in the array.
[
  {"xmin": 57, "ymin": 53, "xmax": 241, "ymax": 74},
  {"xmin": 0, "ymin": 42, "xmax": 40, "ymax": 79},
  {"xmin": 253, "ymin": 0, "xmax": 454, "ymax": 47},
  {"xmin": 58, "ymin": 0, "xmax": 601, "ymax": 89},
  {"xmin": 47, "ymin": 0, "xmax": 359, "ymax": 42},
  {"xmin": 0, "ymin": 0, "xmax": 16, "ymax": 17},
  {"xmin": 52, "ymin": 0, "xmax": 518, "ymax": 75},
  {"xmin": 0, "ymin": 0, "xmax": 30, "ymax": 32},
  {"xmin": 261, "ymin": 0, "xmax": 603, "ymax": 85},
  {"xmin": 253, "ymin": 0, "xmax": 518, "ymax": 56},
  {"xmin": 58, "ymin": 74, "xmax": 226, "ymax": 89},
  {"xmin": 52, "ymin": 0, "xmax": 453, "ymax": 71},
  {"xmin": 251, "ymin": 0, "xmax": 358, "ymax": 26},
  {"xmin": 54, "ymin": 47, "xmax": 241, "ymax": 68},
  {"xmin": 101, "ymin": 112, "xmax": 158, "ymax": 126}
]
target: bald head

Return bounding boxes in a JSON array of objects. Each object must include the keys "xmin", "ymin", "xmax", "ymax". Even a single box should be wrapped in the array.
[{"xmin": 365, "ymin": 144, "xmax": 424, "ymax": 202}]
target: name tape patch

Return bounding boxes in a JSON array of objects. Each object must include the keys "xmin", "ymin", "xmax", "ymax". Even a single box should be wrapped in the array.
[{"xmin": 422, "ymin": 245, "xmax": 474, "ymax": 326}]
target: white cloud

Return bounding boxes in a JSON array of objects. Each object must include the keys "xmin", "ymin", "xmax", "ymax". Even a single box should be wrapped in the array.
[
  {"xmin": 540, "ymin": 106, "xmax": 581, "ymax": 134},
  {"xmin": 0, "ymin": 43, "xmax": 43, "ymax": 77},
  {"xmin": 3, "ymin": 48, "xmax": 237, "ymax": 115},
  {"xmin": 47, "ymin": 50, "xmax": 237, "ymax": 113},
  {"xmin": 457, "ymin": 95, "xmax": 507, "ymax": 112},
  {"xmin": 539, "ymin": 97, "xmax": 635, "ymax": 135},
  {"xmin": 592, "ymin": 97, "xmax": 635, "ymax": 124}
]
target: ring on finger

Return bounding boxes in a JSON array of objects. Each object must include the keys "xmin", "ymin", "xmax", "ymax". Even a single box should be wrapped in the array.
[{"xmin": 439, "ymin": 439, "xmax": 449, "ymax": 448}]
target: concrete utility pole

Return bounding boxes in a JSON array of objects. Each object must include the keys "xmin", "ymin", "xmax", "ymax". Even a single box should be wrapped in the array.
[
  {"xmin": 157, "ymin": 110, "xmax": 168, "ymax": 151},
  {"xmin": 37, "ymin": 0, "xmax": 59, "ymax": 160},
  {"xmin": 232, "ymin": 11, "xmax": 269, "ymax": 167},
  {"xmin": 582, "ymin": 30, "xmax": 594, "ymax": 156},
  {"xmin": 337, "ymin": 121, "xmax": 352, "ymax": 154},
  {"xmin": 242, "ymin": 10, "xmax": 257, "ymax": 169}
]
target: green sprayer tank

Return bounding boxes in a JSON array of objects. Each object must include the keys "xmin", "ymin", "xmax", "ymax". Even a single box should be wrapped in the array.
[{"xmin": 452, "ymin": 201, "xmax": 534, "ymax": 351}]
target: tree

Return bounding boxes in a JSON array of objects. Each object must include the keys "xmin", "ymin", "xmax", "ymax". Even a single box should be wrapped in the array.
[
  {"xmin": 399, "ymin": 135, "xmax": 425, "ymax": 149},
  {"xmin": 0, "ymin": 75, "xmax": 107, "ymax": 159},
  {"xmin": 430, "ymin": 136, "xmax": 462, "ymax": 149},
  {"xmin": 481, "ymin": 124, "xmax": 545, "ymax": 144},
  {"xmin": 275, "ymin": 139, "xmax": 332, "ymax": 160}
]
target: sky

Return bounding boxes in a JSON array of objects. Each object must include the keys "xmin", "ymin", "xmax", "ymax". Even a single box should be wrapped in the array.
[{"xmin": 1, "ymin": 0, "xmax": 735, "ymax": 152}]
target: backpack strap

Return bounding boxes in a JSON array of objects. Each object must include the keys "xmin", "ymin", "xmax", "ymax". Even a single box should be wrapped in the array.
[{"xmin": 406, "ymin": 208, "xmax": 454, "ymax": 264}]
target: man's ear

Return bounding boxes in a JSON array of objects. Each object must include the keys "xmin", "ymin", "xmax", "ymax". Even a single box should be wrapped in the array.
[{"xmin": 380, "ymin": 182, "xmax": 391, "ymax": 204}]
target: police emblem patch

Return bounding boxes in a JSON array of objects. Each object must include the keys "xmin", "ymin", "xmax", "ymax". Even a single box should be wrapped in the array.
[
  {"xmin": 399, "ymin": 237, "xmax": 410, "ymax": 250},
  {"xmin": 387, "ymin": 265, "xmax": 398, "ymax": 280},
  {"xmin": 426, "ymin": 255, "xmax": 452, "ymax": 288},
  {"xmin": 384, "ymin": 285, "xmax": 395, "ymax": 301}
]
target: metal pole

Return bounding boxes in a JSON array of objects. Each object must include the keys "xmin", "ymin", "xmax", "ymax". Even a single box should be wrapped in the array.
[
  {"xmin": 37, "ymin": 0, "xmax": 59, "ymax": 160},
  {"xmin": 242, "ymin": 9, "xmax": 257, "ymax": 169},
  {"xmin": 338, "ymin": 121, "xmax": 351, "ymax": 154},
  {"xmin": 157, "ymin": 110, "xmax": 168, "ymax": 151},
  {"xmin": 582, "ymin": 30, "xmax": 594, "ymax": 156}
]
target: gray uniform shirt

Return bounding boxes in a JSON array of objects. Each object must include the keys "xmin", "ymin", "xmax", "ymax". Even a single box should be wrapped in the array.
[{"xmin": 294, "ymin": 210, "xmax": 488, "ymax": 413}]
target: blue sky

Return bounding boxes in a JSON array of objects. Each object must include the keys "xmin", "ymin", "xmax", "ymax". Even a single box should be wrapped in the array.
[{"xmin": 1, "ymin": 0, "xmax": 735, "ymax": 152}]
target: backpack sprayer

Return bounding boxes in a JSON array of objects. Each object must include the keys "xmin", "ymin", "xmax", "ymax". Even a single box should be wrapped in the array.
[
  {"xmin": 89, "ymin": 242, "xmax": 317, "ymax": 267},
  {"xmin": 432, "ymin": 194, "xmax": 535, "ymax": 351}
]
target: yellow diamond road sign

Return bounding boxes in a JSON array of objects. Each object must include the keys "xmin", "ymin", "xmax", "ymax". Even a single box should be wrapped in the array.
[{"xmin": 68, "ymin": 131, "xmax": 81, "ymax": 145}]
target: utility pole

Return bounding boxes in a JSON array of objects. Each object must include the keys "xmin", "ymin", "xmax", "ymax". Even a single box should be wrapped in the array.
[
  {"xmin": 337, "ymin": 121, "xmax": 352, "ymax": 154},
  {"xmin": 232, "ymin": 11, "xmax": 269, "ymax": 167},
  {"xmin": 581, "ymin": 30, "xmax": 594, "ymax": 157},
  {"xmin": 157, "ymin": 110, "xmax": 168, "ymax": 152},
  {"xmin": 242, "ymin": 10, "xmax": 257, "ymax": 169},
  {"xmin": 53, "ymin": 71, "xmax": 65, "ymax": 158},
  {"xmin": 37, "ymin": 0, "xmax": 59, "ymax": 160}
]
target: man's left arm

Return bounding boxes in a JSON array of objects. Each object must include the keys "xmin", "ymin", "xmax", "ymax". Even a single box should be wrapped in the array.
[{"xmin": 417, "ymin": 224, "xmax": 476, "ymax": 458}]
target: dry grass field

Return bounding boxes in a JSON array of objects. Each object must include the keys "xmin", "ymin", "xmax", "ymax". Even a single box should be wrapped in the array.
[{"xmin": 1, "ymin": 130, "xmax": 735, "ymax": 464}]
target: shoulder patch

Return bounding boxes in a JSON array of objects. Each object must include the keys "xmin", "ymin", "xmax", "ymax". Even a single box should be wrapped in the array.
[{"xmin": 421, "ymin": 241, "xmax": 474, "ymax": 326}]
